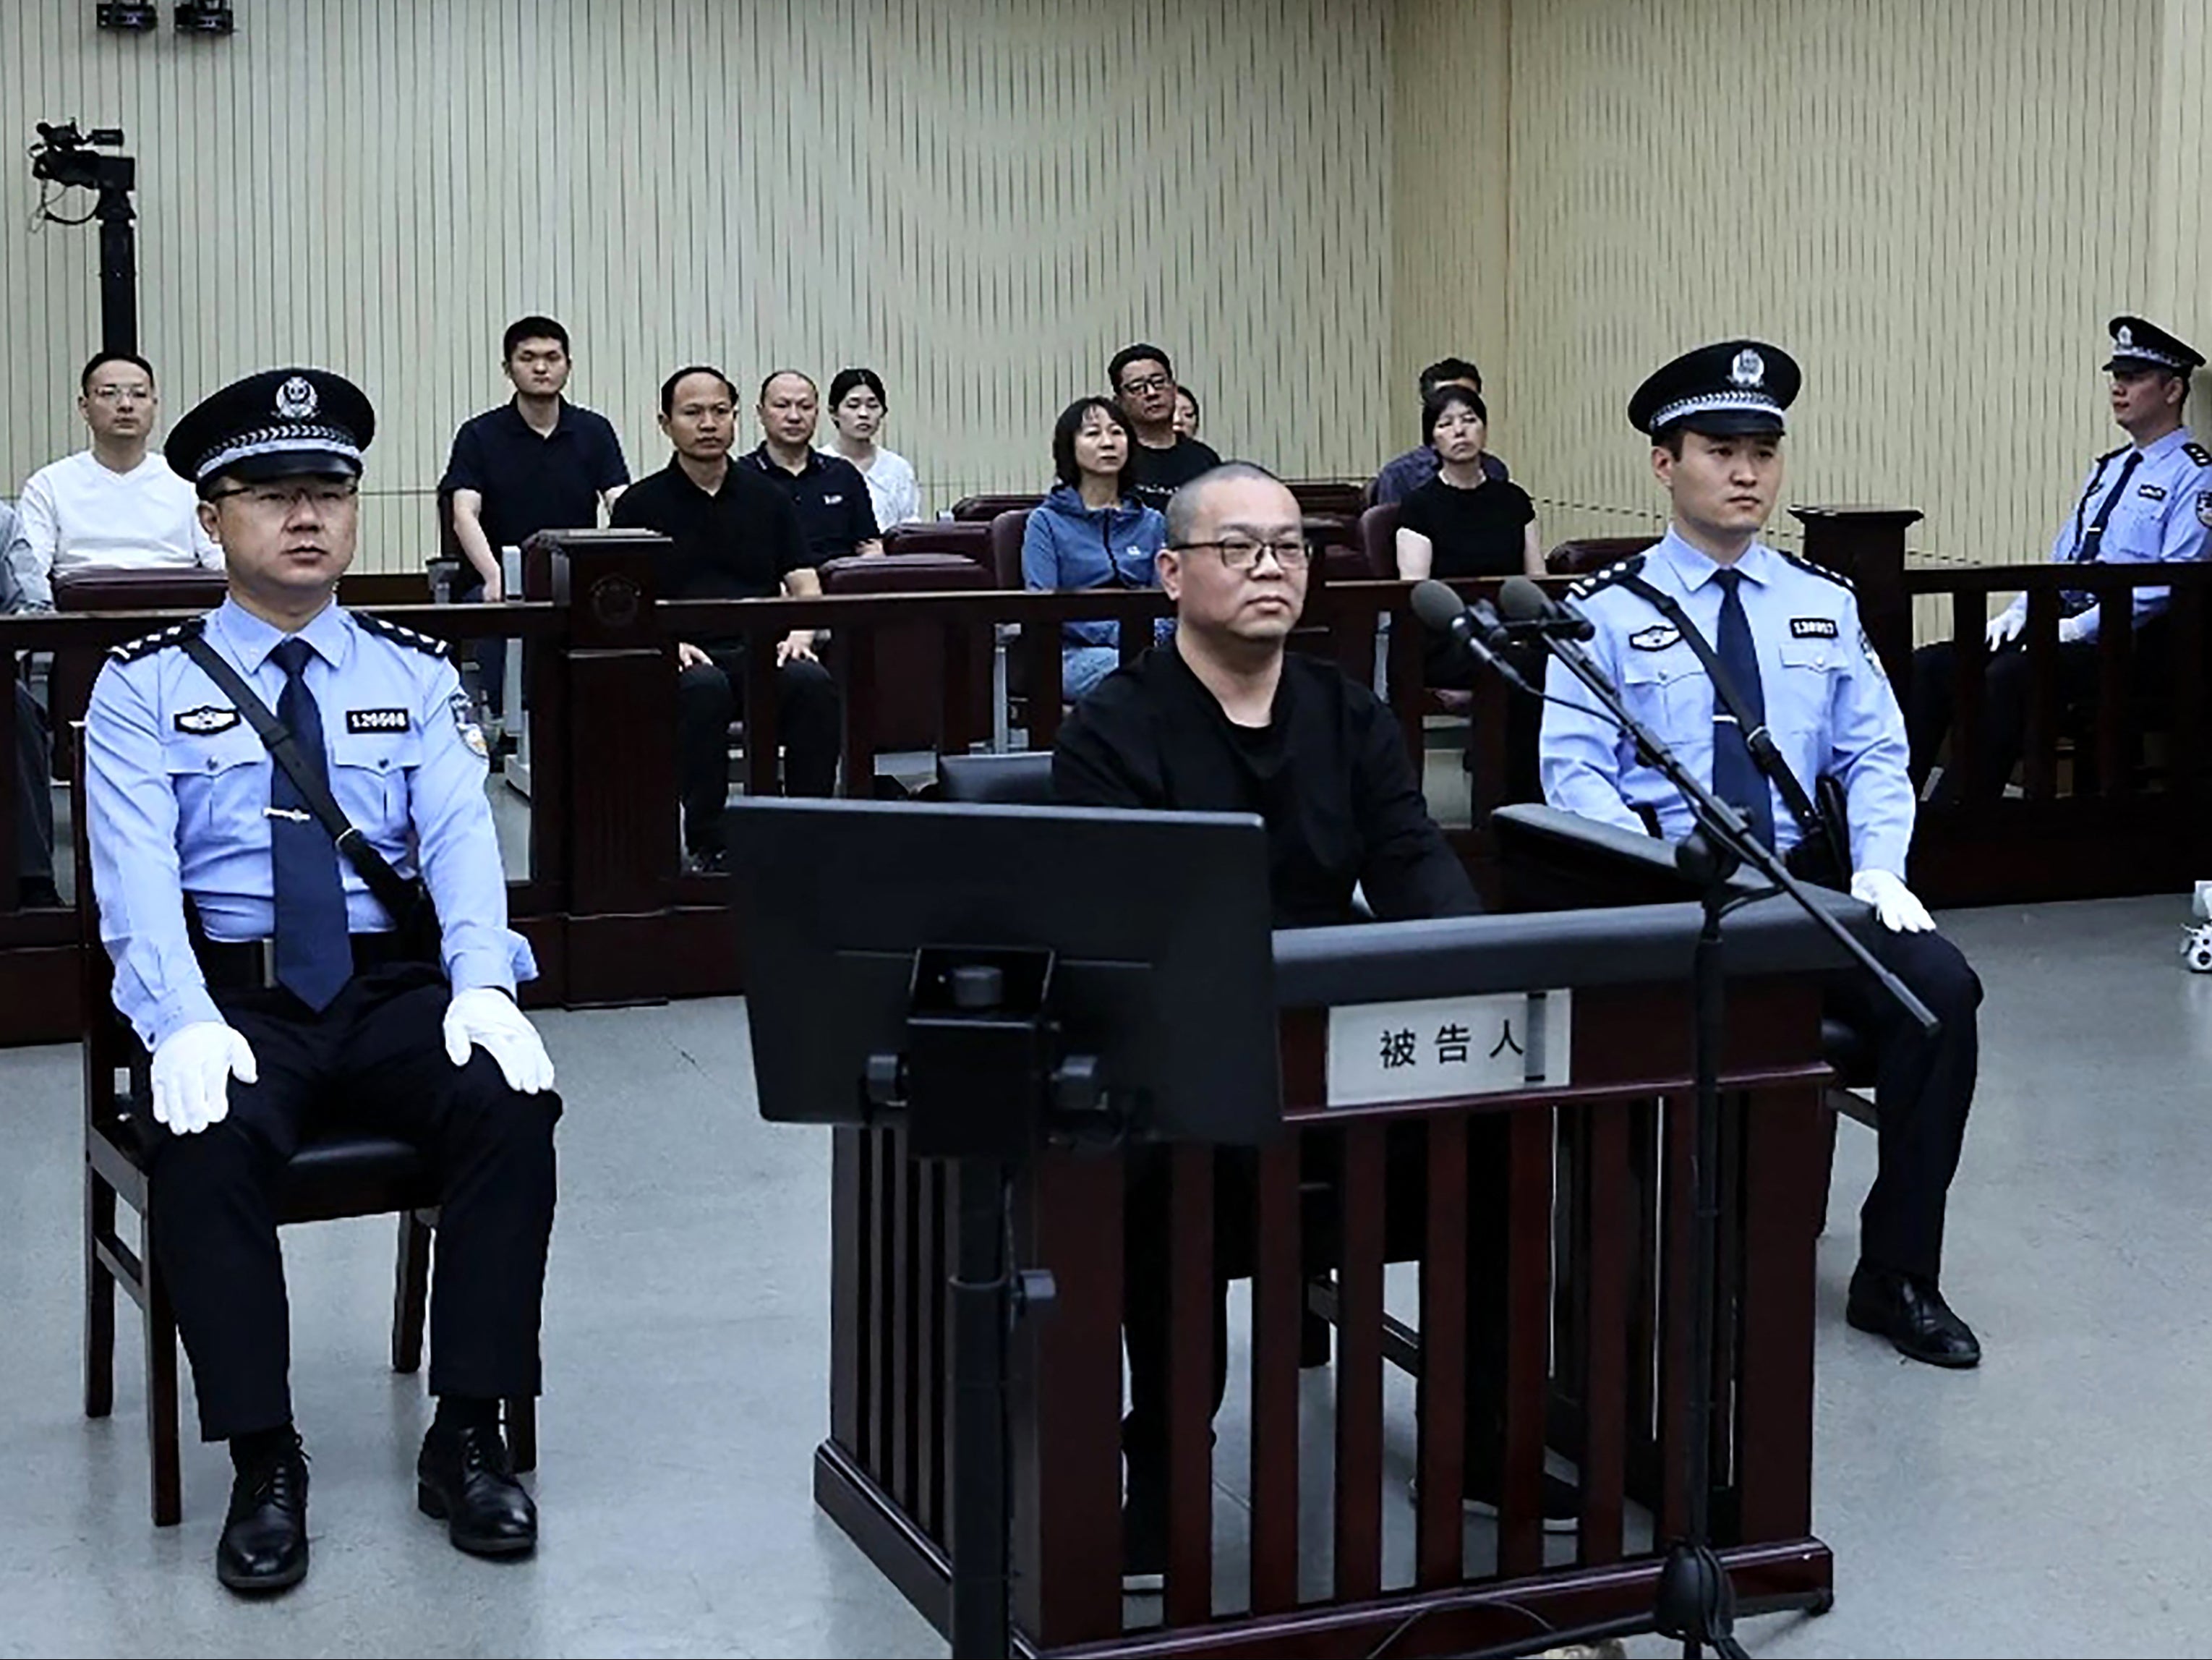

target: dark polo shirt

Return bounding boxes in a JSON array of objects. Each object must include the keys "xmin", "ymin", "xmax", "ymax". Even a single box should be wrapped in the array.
[
  {"xmin": 610, "ymin": 456, "xmax": 812, "ymax": 607},
  {"xmin": 738, "ymin": 443, "xmax": 880, "ymax": 563},
  {"xmin": 439, "ymin": 398, "xmax": 631, "ymax": 556},
  {"xmin": 1126, "ymin": 435, "xmax": 1222, "ymax": 515}
]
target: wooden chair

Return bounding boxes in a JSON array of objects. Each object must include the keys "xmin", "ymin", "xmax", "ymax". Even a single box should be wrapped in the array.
[
  {"xmin": 72, "ymin": 733, "xmax": 535, "ymax": 1526},
  {"xmin": 816, "ymin": 552, "xmax": 995, "ymax": 754},
  {"xmin": 879, "ymin": 521, "xmax": 992, "ymax": 566},
  {"xmin": 1545, "ymin": 535, "xmax": 1658, "ymax": 577},
  {"xmin": 947, "ymin": 491, "xmax": 1044, "ymax": 524}
]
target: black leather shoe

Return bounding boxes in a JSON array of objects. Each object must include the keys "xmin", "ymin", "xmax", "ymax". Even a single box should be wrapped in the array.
[
  {"xmin": 417, "ymin": 1421, "xmax": 537, "ymax": 1557},
  {"xmin": 1846, "ymin": 1266, "xmax": 1981, "ymax": 1368},
  {"xmin": 217, "ymin": 1434, "xmax": 309, "ymax": 1594}
]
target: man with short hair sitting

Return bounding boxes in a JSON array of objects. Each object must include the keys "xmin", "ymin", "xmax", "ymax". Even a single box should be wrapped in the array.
[
  {"xmin": 4, "ymin": 351, "xmax": 221, "ymax": 612},
  {"xmin": 1054, "ymin": 461, "xmax": 1490, "ymax": 1588}
]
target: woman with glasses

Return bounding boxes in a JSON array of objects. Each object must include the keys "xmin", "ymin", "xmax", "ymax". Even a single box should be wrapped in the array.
[
  {"xmin": 1021, "ymin": 396, "xmax": 1169, "ymax": 701},
  {"xmin": 820, "ymin": 367, "xmax": 923, "ymax": 529}
]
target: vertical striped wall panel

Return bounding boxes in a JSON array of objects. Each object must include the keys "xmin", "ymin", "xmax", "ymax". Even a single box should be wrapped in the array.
[
  {"xmin": 1395, "ymin": 0, "xmax": 2172, "ymax": 582},
  {"xmin": 0, "ymin": 0, "xmax": 1393, "ymax": 574},
  {"xmin": 1387, "ymin": 0, "xmax": 1513, "ymax": 461}
]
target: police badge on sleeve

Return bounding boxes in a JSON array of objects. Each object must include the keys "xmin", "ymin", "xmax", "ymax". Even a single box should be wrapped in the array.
[
  {"xmin": 2198, "ymin": 490, "xmax": 2212, "ymax": 529},
  {"xmin": 449, "ymin": 691, "xmax": 490, "ymax": 760}
]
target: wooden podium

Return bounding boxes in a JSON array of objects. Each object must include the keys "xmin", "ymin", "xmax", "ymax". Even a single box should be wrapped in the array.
[{"xmin": 814, "ymin": 816, "xmax": 1853, "ymax": 1657}]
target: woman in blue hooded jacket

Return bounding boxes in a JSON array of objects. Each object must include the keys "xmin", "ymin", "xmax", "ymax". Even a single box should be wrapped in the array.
[{"xmin": 1022, "ymin": 396, "xmax": 1169, "ymax": 699}]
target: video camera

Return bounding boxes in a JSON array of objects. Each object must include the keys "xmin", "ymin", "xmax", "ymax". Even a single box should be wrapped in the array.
[{"xmin": 30, "ymin": 122, "xmax": 134, "ymax": 192}]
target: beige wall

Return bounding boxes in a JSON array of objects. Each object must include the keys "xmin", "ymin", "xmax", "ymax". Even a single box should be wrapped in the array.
[
  {"xmin": 1393, "ymin": 0, "xmax": 2189, "ymax": 577},
  {"xmin": 10, "ymin": 0, "xmax": 2206, "ymax": 583},
  {"xmin": 0, "ymin": 0, "xmax": 1394, "ymax": 575}
]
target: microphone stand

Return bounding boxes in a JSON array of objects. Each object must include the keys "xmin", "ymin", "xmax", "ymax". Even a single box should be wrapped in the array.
[{"xmin": 1446, "ymin": 611, "xmax": 1934, "ymax": 1660}]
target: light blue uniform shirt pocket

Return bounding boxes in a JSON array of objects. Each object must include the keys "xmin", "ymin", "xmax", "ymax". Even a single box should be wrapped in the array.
[{"xmin": 328, "ymin": 728, "xmax": 423, "ymax": 839}]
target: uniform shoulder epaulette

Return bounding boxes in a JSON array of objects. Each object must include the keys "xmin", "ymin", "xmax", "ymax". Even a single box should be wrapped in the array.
[
  {"xmin": 355, "ymin": 611, "xmax": 450, "ymax": 658},
  {"xmin": 2098, "ymin": 442, "xmax": 2132, "ymax": 464},
  {"xmin": 2184, "ymin": 440, "xmax": 2212, "ymax": 469},
  {"xmin": 1567, "ymin": 552, "xmax": 1647, "ymax": 602},
  {"xmin": 107, "ymin": 615, "xmax": 205, "ymax": 665},
  {"xmin": 1777, "ymin": 549, "xmax": 1854, "ymax": 592}
]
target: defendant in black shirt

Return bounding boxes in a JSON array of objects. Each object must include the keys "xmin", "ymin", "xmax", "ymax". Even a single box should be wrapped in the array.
[
  {"xmin": 611, "ymin": 366, "xmax": 840, "ymax": 864},
  {"xmin": 1055, "ymin": 462, "xmax": 1485, "ymax": 1588}
]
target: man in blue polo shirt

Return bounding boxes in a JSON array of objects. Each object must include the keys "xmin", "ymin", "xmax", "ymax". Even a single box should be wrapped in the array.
[
  {"xmin": 439, "ymin": 316, "xmax": 631, "ymax": 720},
  {"xmin": 739, "ymin": 370, "xmax": 882, "ymax": 563}
]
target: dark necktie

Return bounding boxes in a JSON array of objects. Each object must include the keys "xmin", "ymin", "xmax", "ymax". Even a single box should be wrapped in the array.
[
  {"xmin": 1709, "ymin": 569, "xmax": 1776, "ymax": 850},
  {"xmin": 2062, "ymin": 450, "xmax": 2142, "ymax": 616},
  {"xmin": 269, "ymin": 637, "xmax": 351, "ymax": 1010}
]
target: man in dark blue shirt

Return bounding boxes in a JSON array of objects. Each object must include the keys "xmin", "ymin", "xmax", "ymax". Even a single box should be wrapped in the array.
[
  {"xmin": 1369, "ymin": 356, "xmax": 1511, "ymax": 506},
  {"xmin": 739, "ymin": 370, "xmax": 882, "ymax": 564}
]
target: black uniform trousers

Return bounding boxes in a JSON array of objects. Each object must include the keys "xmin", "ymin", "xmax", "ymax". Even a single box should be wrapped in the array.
[
  {"xmin": 1907, "ymin": 621, "xmax": 2171, "ymax": 803},
  {"xmin": 13, "ymin": 678, "xmax": 54, "ymax": 888},
  {"xmin": 675, "ymin": 639, "xmax": 840, "ymax": 851},
  {"xmin": 147, "ymin": 961, "xmax": 560, "ymax": 1442},
  {"xmin": 1826, "ymin": 923, "xmax": 1981, "ymax": 1285}
]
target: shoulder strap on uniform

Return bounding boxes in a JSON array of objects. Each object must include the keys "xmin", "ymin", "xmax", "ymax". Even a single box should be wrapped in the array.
[
  {"xmin": 354, "ymin": 610, "xmax": 453, "ymax": 660},
  {"xmin": 1566, "ymin": 551, "xmax": 1647, "ymax": 603},
  {"xmin": 1611, "ymin": 571, "xmax": 1829, "ymax": 842},
  {"xmin": 2098, "ymin": 442, "xmax": 2132, "ymax": 464},
  {"xmin": 2185, "ymin": 440, "xmax": 2212, "ymax": 469},
  {"xmin": 108, "ymin": 615, "xmax": 205, "ymax": 665},
  {"xmin": 176, "ymin": 632, "xmax": 430, "ymax": 931},
  {"xmin": 1775, "ymin": 549, "xmax": 1853, "ymax": 591}
]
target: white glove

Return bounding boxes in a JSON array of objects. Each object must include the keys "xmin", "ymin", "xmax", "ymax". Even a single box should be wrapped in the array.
[
  {"xmin": 1984, "ymin": 606, "xmax": 2025, "ymax": 652},
  {"xmin": 2056, "ymin": 610, "xmax": 2095, "ymax": 647},
  {"xmin": 1850, "ymin": 869, "xmax": 1936, "ymax": 935},
  {"xmin": 150, "ymin": 1021, "xmax": 259, "ymax": 1136},
  {"xmin": 441, "ymin": 987, "xmax": 555, "ymax": 1094}
]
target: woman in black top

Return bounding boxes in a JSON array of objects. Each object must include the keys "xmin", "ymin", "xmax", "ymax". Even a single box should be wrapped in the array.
[
  {"xmin": 1393, "ymin": 385, "xmax": 1542, "ymax": 582},
  {"xmin": 1393, "ymin": 384, "xmax": 1545, "ymax": 799}
]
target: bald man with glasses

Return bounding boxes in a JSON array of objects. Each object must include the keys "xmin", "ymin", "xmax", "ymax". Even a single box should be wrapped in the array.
[{"xmin": 1054, "ymin": 461, "xmax": 1484, "ymax": 1588}]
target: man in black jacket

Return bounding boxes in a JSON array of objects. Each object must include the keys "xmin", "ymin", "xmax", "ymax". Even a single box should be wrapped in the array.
[{"xmin": 1056, "ymin": 463, "xmax": 1500, "ymax": 1589}]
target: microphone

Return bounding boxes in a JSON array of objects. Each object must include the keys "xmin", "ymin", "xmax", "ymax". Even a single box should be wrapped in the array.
[
  {"xmin": 1409, "ymin": 579, "xmax": 1537, "ymax": 697},
  {"xmin": 1411, "ymin": 578, "xmax": 1508, "ymax": 652},
  {"xmin": 1496, "ymin": 576, "xmax": 1596, "ymax": 640}
]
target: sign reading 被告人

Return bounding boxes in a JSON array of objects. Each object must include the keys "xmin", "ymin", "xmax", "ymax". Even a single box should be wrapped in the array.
[{"xmin": 1324, "ymin": 990, "xmax": 1572, "ymax": 1108}]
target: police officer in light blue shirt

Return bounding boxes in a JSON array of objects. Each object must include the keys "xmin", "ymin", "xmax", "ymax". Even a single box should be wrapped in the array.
[
  {"xmin": 1541, "ymin": 339, "xmax": 1985, "ymax": 1370},
  {"xmin": 1907, "ymin": 314, "xmax": 2212, "ymax": 801},
  {"xmin": 85, "ymin": 367, "xmax": 557, "ymax": 1595}
]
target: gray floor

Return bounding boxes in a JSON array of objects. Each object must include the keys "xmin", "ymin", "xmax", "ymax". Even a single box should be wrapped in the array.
[{"xmin": 3, "ymin": 893, "xmax": 2210, "ymax": 1658}]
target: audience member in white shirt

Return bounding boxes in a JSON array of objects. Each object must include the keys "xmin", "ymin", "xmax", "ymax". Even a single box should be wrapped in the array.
[
  {"xmin": 3, "ymin": 352, "xmax": 222, "ymax": 613},
  {"xmin": 821, "ymin": 367, "xmax": 924, "ymax": 529}
]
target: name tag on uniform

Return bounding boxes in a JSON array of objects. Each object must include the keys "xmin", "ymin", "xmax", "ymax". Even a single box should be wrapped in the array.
[
  {"xmin": 1790, "ymin": 618, "xmax": 1838, "ymax": 639},
  {"xmin": 346, "ymin": 708, "xmax": 410, "ymax": 733},
  {"xmin": 174, "ymin": 705, "xmax": 240, "ymax": 736},
  {"xmin": 822, "ymin": 493, "xmax": 845, "ymax": 505},
  {"xmin": 1325, "ymin": 990, "xmax": 1571, "ymax": 1107},
  {"xmin": 2139, "ymin": 483, "xmax": 2168, "ymax": 501},
  {"xmin": 1629, "ymin": 624, "xmax": 1681, "ymax": 651}
]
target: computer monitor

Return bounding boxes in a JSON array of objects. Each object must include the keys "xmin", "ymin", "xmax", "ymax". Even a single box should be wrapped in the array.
[{"xmin": 727, "ymin": 797, "xmax": 1283, "ymax": 1145}]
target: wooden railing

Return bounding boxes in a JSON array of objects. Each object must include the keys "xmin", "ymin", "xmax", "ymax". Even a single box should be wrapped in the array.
[
  {"xmin": 9, "ymin": 508, "xmax": 2203, "ymax": 1044},
  {"xmin": 1899, "ymin": 561, "xmax": 2212, "ymax": 904}
]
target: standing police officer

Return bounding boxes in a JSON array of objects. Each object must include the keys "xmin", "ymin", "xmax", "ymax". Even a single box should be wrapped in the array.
[
  {"xmin": 85, "ymin": 368, "xmax": 560, "ymax": 1593},
  {"xmin": 1540, "ymin": 341, "xmax": 1984, "ymax": 1369},
  {"xmin": 1907, "ymin": 315, "xmax": 2212, "ymax": 801}
]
